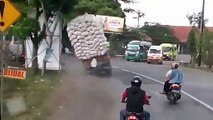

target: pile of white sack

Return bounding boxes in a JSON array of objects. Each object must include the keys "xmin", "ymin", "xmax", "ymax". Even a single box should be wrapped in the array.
[{"xmin": 67, "ymin": 13, "xmax": 109, "ymax": 60}]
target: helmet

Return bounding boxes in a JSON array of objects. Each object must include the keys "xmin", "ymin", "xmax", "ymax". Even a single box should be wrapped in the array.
[
  {"xmin": 171, "ymin": 62, "xmax": 179, "ymax": 69},
  {"xmin": 131, "ymin": 76, "xmax": 142, "ymax": 87}
]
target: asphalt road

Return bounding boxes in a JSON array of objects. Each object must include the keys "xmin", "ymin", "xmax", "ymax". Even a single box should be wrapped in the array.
[
  {"xmin": 111, "ymin": 58, "xmax": 213, "ymax": 109},
  {"xmin": 46, "ymin": 54, "xmax": 213, "ymax": 120}
]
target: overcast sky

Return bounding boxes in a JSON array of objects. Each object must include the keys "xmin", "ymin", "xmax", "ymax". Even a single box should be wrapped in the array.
[{"xmin": 120, "ymin": 0, "xmax": 213, "ymax": 27}]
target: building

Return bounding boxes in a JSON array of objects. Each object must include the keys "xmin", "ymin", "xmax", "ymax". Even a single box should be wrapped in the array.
[{"xmin": 169, "ymin": 26, "xmax": 213, "ymax": 54}]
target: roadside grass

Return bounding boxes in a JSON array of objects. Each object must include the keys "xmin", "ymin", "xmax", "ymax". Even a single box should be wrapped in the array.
[
  {"xmin": 2, "ymin": 70, "xmax": 61, "ymax": 120},
  {"xmin": 180, "ymin": 63, "xmax": 213, "ymax": 73},
  {"xmin": 194, "ymin": 66, "xmax": 213, "ymax": 73}
]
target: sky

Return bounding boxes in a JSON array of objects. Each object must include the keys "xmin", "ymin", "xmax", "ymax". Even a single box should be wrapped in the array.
[{"xmin": 120, "ymin": 0, "xmax": 213, "ymax": 27}]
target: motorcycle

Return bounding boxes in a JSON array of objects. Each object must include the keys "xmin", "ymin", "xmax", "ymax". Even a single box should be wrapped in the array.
[
  {"xmin": 166, "ymin": 83, "xmax": 181, "ymax": 104},
  {"xmin": 126, "ymin": 112, "xmax": 142, "ymax": 120},
  {"xmin": 123, "ymin": 96, "xmax": 151, "ymax": 120}
]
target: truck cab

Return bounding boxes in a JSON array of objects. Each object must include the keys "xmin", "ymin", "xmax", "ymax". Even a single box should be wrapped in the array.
[{"xmin": 160, "ymin": 43, "xmax": 177, "ymax": 61}]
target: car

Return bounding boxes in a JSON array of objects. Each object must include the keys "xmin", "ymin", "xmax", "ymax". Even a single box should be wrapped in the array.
[{"xmin": 147, "ymin": 45, "xmax": 163, "ymax": 64}]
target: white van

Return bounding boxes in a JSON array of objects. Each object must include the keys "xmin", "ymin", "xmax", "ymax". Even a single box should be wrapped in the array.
[{"xmin": 147, "ymin": 45, "xmax": 163, "ymax": 64}]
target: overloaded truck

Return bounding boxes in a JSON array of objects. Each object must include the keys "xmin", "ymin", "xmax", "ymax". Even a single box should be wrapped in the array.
[
  {"xmin": 81, "ymin": 53, "xmax": 112, "ymax": 75},
  {"xmin": 67, "ymin": 13, "xmax": 112, "ymax": 75}
]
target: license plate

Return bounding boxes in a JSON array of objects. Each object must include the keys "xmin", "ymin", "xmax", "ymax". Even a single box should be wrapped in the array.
[{"xmin": 172, "ymin": 90, "xmax": 180, "ymax": 93}]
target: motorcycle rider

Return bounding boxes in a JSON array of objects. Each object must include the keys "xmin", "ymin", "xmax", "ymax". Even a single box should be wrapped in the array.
[
  {"xmin": 120, "ymin": 76, "xmax": 150, "ymax": 120},
  {"xmin": 160, "ymin": 62, "xmax": 183, "ymax": 94}
]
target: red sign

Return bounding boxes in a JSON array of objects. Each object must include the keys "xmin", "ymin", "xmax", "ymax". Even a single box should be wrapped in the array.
[{"xmin": 3, "ymin": 68, "xmax": 26, "ymax": 80}]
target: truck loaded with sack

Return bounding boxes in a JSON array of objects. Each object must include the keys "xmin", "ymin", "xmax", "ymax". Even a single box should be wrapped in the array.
[{"xmin": 67, "ymin": 13, "xmax": 112, "ymax": 75}]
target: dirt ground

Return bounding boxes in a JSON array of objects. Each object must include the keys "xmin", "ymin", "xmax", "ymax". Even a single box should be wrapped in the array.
[{"xmin": 44, "ymin": 54, "xmax": 120, "ymax": 120}]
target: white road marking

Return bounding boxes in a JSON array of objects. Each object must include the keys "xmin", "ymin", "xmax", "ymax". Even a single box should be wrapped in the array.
[
  {"xmin": 120, "ymin": 68, "xmax": 130, "ymax": 72},
  {"xmin": 112, "ymin": 66, "xmax": 213, "ymax": 112}
]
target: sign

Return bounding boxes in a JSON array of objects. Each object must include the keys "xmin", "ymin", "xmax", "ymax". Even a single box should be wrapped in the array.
[
  {"xmin": 96, "ymin": 15, "xmax": 124, "ymax": 33},
  {"xmin": 3, "ymin": 68, "xmax": 26, "ymax": 80},
  {"xmin": 0, "ymin": 0, "xmax": 21, "ymax": 32}
]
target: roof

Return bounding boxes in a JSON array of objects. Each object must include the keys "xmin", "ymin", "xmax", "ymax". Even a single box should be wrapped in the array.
[
  {"xmin": 143, "ymin": 35, "xmax": 152, "ymax": 42},
  {"xmin": 150, "ymin": 45, "xmax": 161, "ymax": 49},
  {"xmin": 169, "ymin": 26, "xmax": 213, "ymax": 43}
]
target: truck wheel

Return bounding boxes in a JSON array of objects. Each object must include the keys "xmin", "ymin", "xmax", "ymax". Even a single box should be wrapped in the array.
[
  {"xmin": 105, "ymin": 69, "xmax": 112, "ymax": 76},
  {"xmin": 127, "ymin": 59, "xmax": 130, "ymax": 61}
]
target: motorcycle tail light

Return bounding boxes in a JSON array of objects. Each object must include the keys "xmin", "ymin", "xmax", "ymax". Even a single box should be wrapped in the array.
[{"xmin": 128, "ymin": 115, "xmax": 137, "ymax": 120}]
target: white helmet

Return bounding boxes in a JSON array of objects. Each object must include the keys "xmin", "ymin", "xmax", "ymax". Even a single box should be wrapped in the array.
[{"xmin": 171, "ymin": 62, "xmax": 179, "ymax": 69}]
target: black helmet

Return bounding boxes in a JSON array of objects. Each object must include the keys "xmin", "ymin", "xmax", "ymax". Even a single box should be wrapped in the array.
[
  {"xmin": 131, "ymin": 76, "xmax": 142, "ymax": 87},
  {"xmin": 171, "ymin": 62, "xmax": 179, "ymax": 69}
]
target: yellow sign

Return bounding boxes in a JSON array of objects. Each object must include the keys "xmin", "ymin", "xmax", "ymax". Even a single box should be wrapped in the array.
[
  {"xmin": 0, "ymin": 0, "xmax": 21, "ymax": 32},
  {"xmin": 96, "ymin": 15, "xmax": 124, "ymax": 33},
  {"xmin": 3, "ymin": 68, "xmax": 26, "ymax": 80}
]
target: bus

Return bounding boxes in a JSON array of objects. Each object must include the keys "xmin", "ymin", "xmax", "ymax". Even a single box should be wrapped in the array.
[{"xmin": 125, "ymin": 40, "xmax": 152, "ymax": 62}]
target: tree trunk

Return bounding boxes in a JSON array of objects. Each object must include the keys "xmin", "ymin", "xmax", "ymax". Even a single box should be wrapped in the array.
[
  {"xmin": 42, "ymin": 33, "xmax": 54, "ymax": 76},
  {"xmin": 209, "ymin": 65, "xmax": 212, "ymax": 68},
  {"xmin": 32, "ymin": 42, "xmax": 39, "ymax": 74},
  {"xmin": 191, "ymin": 55, "xmax": 196, "ymax": 68},
  {"xmin": 62, "ymin": 44, "xmax": 65, "ymax": 54}
]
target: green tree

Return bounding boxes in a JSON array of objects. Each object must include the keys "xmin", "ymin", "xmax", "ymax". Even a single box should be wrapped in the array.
[
  {"xmin": 203, "ymin": 29, "xmax": 213, "ymax": 68},
  {"xmin": 71, "ymin": 0, "xmax": 125, "ymax": 18},
  {"xmin": 11, "ymin": 0, "xmax": 47, "ymax": 73},
  {"xmin": 140, "ymin": 25, "xmax": 178, "ymax": 45},
  {"xmin": 116, "ymin": 28, "xmax": 146, "ymax": 43},
  {"xmin": 187, "ymin": 28, "xmax": 197, "ymax": 64},
  {"xmin": 10, "ymin": 0, "xmax": 78, "ymax": 74}
]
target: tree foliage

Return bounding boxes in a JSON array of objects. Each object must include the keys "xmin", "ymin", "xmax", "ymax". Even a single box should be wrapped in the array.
[
  {"xmin": 203, "ymin": 29, "xmax": 213, "ymax": 68},
  {"xmin": 186, "ymin": 12, "xmax": 208, "ymax": 28},
  {"xmin": 9, "ymin": 0, "xmax": 79, "ymax": 73},
  {"xmin": 187, "ymin": 29, "xmax": 197, "ymax": 55},
  {"xmin": 69, "ymin": 0, "xmax": 125, "ymax": 18},
  {"xmin": 10, "ymin": 0, "xmax": 40, "ymax": 40},
  {"xmin": 117, "ymin": 29, "xmax": 145, "ymax": 42},
  {"xmin": 140, "ymin": 25, "xmax": 178, "ymax": 45}
]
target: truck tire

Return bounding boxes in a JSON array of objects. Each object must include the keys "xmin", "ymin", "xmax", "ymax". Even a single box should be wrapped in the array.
[{"xmin": 105, "ymin": 69, "xmax": 112, "ymax": 76}]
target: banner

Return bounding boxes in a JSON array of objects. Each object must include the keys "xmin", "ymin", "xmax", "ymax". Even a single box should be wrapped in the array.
[{"xmin": 96, "ymin": 15, "xmax": 124, "ymax": 33}]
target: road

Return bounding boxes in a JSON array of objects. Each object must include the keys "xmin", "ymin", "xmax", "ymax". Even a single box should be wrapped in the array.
[{"xmin": 46, "ymin": 54, "xmax": 213, "ymax": 120}]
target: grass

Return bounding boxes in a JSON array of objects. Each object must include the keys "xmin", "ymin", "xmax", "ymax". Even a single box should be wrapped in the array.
[
  {"xmin": 1, "ymin": 70, "xmax": 61, "ymax": 120},
  {"xmin": 180, "ymin": 63, "xmax": 213, "ymax": 73}
]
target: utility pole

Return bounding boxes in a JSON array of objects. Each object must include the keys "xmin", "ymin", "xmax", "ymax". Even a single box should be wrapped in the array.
[
  {"xmin": 133, "ymin": 10, "xmax": 144, "ymax": 28},
  {"xmin": 198, "ymin": 0, "xmax": 205, "ymax": 67},
  {"xmin": 137, "ymin": 11, "xmax": 140, "ymax": 28},
  {"xmin": 0, "ymin": 32, "xmax": 4, "ymax": 120}
]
